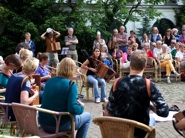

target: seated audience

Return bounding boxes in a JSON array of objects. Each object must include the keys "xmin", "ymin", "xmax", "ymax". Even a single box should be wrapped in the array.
[
  {"xmin": 175, "ymin": 43, "xmax": 185, "ymax": 68},
  {"xmin": 157, "ymin": 44, "xmax": 180, "ymax": 83},
  {"xmin": 171, "ymin": 42, "xmax": 180, "ymax": 59},
  {"xmin": 143, "ymin": 43, "xmax": 154, "ymax": 58},
  {"xmin": 169, "ymin": 40, "xmax": 176, "ymax": 51},
  {"xmin": 153, "ymin": 40, "xmax": 162, "ymax": 58},
  {"xmin": 15, "ymin": 42, "xmax": 29, "ymax": 56},
  {"xmin": 150, "ymin": 42, "xmax": 156, "ymax": 56},
  {"xmin": 121, "ymin": 46, "xmax": 132, "ymax": 69},
  {"xmin": 101, "ymin": 45, "xmax": 112, "ymax": 67},
  {"xmin": 5, "ymin": 57, "xmax": 39, "ymax": 121},
  {"xmin": 0, "ymin": 54, "xmax": 21, "ymax": 96},
  {"xmin": 93, "ymin": 31, "xmax": 107, "ymax": 50},
  {"xmin": 162, "ymin": 28, "xmax": 175, "ymax": 46},
  {"xmin": 35, "ymin": 52, "xmax": 51, "ymax": 90},
  {"xmin": 172, "ymin": 28, "xmax": 179, "ymax": 42},
  {"xmin": 179, "ymin": 28, "xmax": 185, "ymax": 44},
  {"xmin": 128, "ymin": 30, "xmax": 141, "ymax": 49},
  {"xmin": 81, "ymin": 47, "xmax": 107, "ymax": 103},
  {"xmin": 141, "ymin": 33, "xmax": 150, "ymax": 49},
  {"xmin": 112, "ymin": 46, "xmax": 123, "ymax": 60},
  {"xmin": 105, "ymin": 50, "xmax": 169, "ymax": 137},
  {"xmin": 13, "ymin": 48, "xmax": 33, "ymax": 73},
  {"xmin": 39, "ymin": 57, "xmax": 91, "ymax": 138},
  {"xmin": 149, "ymin": 27, "xmax": 162, "ymax": 43},
  {"xmin": 132, "ymin": 42, "xmax": 138, "ymax": 52}
]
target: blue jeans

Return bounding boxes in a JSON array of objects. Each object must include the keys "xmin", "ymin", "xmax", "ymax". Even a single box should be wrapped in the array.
[
  {"xmin": 149, "ymin": 114, "xmax": 156, "ymax": 126},
  {"xmin": 119, "ymin": 45, "xmax": 128, "ymax": 53},
  {"xmin": 41, "ymin": 112, "xmax": 91, "ymax": 138},
  {"xmin": 47, "ymin": 52, "xmax": 59, "ymax": 67},
  {"xmin": 87, "ymin": 75, "xmax": 106, "ymax": 100}
]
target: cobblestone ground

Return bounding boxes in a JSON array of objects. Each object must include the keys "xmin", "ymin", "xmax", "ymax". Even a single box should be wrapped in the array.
[{"xmin": 79, "ymin": 79, "xmax": 185, "ymax": 138}]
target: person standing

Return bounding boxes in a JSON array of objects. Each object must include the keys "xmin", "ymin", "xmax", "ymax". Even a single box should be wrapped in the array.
[
  {"xmin": 24, "ymin": 32, "xmax": 36, "ymax": 57},
  {"xmin": 116, "ymin": 26, "xmax": 128, "ymax": 53},
  {"xmin": 41, "ymin": 28, "xmax": 61, "ymax": 67},
  {"xmin": 108, "ymin": 29, "xmax": 118, "ymax": 55},
  {"xmin": 64, "ymin": 28, "xmax": 78, "ymax": 62}
]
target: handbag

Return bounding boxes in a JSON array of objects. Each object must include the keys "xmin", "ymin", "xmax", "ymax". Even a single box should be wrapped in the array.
[
  {"xmin": 51, "ymin": 42, "xmax": 61, "ymax": 52},
  {"xmin": 172, "ymin": 110, "xmax": 185, "ymax": 137}
]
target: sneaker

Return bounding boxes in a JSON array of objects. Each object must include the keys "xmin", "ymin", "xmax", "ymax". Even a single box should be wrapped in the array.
[
  {"xmin": 174, "ymin": 71, "xmax": 180, "ymax": 77},
  {"xmin": 101, "ymin": 98, "xmax": 108, "ymax": 102},
  {"xmin": 167, "ymin": 77, "xmax": 171, "ymax": 84},
  {"xmin": 95, "ymin": 98, "xmax": 100, "ymax": 103}
]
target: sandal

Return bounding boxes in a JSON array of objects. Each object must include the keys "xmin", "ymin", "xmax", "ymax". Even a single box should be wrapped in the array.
[{"xmin": 169, "ymin": 105, "xmax": 180, "ymax": 111}]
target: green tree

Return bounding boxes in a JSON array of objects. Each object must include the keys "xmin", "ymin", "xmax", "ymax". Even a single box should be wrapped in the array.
[
  {"xmin": 136, "ymin": 16, "xmax": 152, "ymax": 38},
  {"xmin": 0, "ymin": 0, "xmax": 166, "ymax": 60}
]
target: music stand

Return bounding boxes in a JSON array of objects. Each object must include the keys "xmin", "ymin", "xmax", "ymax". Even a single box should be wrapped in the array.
[{"xmin": 61, "ymin": 47, "xmax": 69, "ymax": 56}]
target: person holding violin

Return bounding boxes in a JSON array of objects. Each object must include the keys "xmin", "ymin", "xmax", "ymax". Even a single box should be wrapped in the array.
[
  {"xmin": 81, "ymin": 47, "xmax": 107, "ymax": 103},
  {"xmin": 0, "ymin": 54, "xmax": 21, "ymax": 96}
]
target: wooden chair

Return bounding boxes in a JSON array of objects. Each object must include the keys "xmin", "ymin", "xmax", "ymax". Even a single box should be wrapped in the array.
[
  {"xmin": 119, "ymin": 57, "xmax": 158, "ymax": 82},
  {"xmin": 175, "ymin": 60, "xmax": 185, "ymax": 81},
  {"xmin": 0, "ymin": 102, "xmax": 17, "ymax": 135},
  {"xmin": 93, "ymin": 117, "xmax": 156, "ymax": 138},
  {"xmin": 156, "ymin": 59, "xmax": 179, "ymax": 81},
  {"xmin": 144, "ymin": 57, "xmax": 158, "ymax": 82},
  {"xmin": 12, "ymin": 103, "xmax": 75, "ymax": 138},
  {"xmin": 76, "ymin": 61, "xmax": 105, "ymax": 100}
]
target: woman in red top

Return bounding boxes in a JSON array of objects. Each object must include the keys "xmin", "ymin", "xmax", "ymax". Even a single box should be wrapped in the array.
[{"xmin": 143, "ymin": 43, "xmax": 155, "ymax": 58}]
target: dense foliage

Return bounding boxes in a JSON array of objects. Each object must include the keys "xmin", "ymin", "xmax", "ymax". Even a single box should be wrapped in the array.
[{"xmin": 0, "ymin": 0, "xmax": 166, "ymax": 61}]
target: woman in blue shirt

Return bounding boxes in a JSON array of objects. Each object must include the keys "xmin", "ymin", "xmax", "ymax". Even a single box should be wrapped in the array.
[{"xmin": 39, "ymin": 57, "xmax": 91, "ymax": 138}]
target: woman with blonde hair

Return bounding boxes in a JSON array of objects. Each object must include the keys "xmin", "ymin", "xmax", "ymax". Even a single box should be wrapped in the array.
[
  {"xmin": 13, "ymin": 48, "xmax": 33, "ymax": 73},
  {"xmin": 153, "ymin": 41, "xmax": 163, "ymax": 58},
  {"xmin": 5, "ymin": 57, "xmax": 39, "ymax": 121},
  {"xmin": 157, "ymin": 44, "xmax": 180, "ymax": 83},
  {"xmin": 150, "ymin": 27, "xmax": 162, "ymax": 43},
  {"xmin": 39, "ymin": 57, "xmax": 91, "ymax": 138}
]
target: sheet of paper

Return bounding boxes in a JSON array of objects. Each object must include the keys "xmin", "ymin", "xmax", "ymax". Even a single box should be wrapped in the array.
[{"xmin": 150, "ymin": 111, "xmax": 178, "ymax": 122}]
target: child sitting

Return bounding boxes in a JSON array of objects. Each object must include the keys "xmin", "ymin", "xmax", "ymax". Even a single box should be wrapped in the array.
[{"xmin": 101, "ymin": 45, "xmax": 112, "ymax": 67}]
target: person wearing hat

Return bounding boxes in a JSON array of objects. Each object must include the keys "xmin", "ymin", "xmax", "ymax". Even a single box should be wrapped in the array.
[
  {"xmin": 128, "ymin": 30, "xmax": 141, "ymax": 49},
  {"xmin": 169, "ymin": 39, "xmax": 176, "ymax": 51},
  {"xmin": 41, "ymin": 28, "xmax": 61, "ymax": 67},
  {"xmin": 93, "ymin": 31, "xmax": 107, "ymax": 50},
  {"xmin": 64, "ymin": 28, "xmax": 79, "ymax": 62}
]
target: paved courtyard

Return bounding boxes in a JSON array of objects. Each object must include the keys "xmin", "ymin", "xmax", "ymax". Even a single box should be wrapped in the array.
[{"xmin": 79, "ymin": 79, "xmax": 185, "ymax": 138}]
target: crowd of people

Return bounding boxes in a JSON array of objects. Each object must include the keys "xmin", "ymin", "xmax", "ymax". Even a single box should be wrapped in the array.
[{"xmin": 0, "ymin": 25, "xmax": 185, "ymax": 137}]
